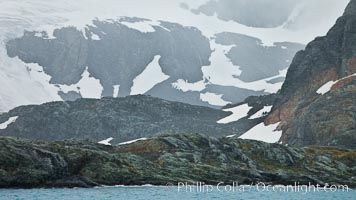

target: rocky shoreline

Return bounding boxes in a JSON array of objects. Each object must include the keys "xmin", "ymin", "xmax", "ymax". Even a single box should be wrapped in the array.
[{"xmin": 1, "ymin": 134, "xmax": 355, "ymax": 189}]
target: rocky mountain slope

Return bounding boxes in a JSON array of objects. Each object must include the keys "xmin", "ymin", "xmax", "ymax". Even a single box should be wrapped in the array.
[
  {"xmin": 0, "ymin": 0, "xmax": 348, "ymax": 112},
  {"xmin": 263, "ymin": 0, "xmax": 356, "ymax": 150},
  {"xmin": 0, "ymin": 134, "xmax": 355, "ymax": 188},
  {"xmin": 0, "ymin": 95, "xmax": 259, "ymax": 143},
  {"xmin": 4, "ymin": 17, "xmax": 302, "ymax": 109}
]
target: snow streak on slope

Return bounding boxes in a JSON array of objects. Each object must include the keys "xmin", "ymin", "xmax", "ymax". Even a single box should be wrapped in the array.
[
  {"xmin": 316, "ymin": 73, "xmax": 356, "ymax": 95},
  {"xmin": 0, "ymin": 116, "xmax": 18, "ymax": 129},
  {"xmin": 119, "ymin": 19, "xmax": 169, "ymax": 33},
  {"xmin": 217, "ymin": 104, "xmax": 252, "ymax": 124},
  {"xmin": 238, "ymin": 122, "xmax": 282, "ymax": 143},
  {"xmin": 200, "ymin": 92, "xmax": 231, "ymax": 106},
  {"xmin": 119, "ymin": 138, "xmax": 148, "ymax": 145},
  {"xmin": 317, "ymin": 81, "xmax": 337, "ymax": 95},
  {"xmin": 131, "ymin": 55, "xmax": 169, "ymax": 95},
  {"xmin": 98, "ymin": 137, "xmax": 114, "ymax": 146},
  {"xmin": 113, "ymin": 85, "xmax": 120, "ymax": 98},
  {"xmin": 249, "ymin": 106, "xmax": 273, "ymax": 119}
]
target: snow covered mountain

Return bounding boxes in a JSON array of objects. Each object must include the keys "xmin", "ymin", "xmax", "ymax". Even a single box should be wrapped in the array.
[{"xmin": 0, "ymin": 0, "xmax": 349, "ymax": 112}]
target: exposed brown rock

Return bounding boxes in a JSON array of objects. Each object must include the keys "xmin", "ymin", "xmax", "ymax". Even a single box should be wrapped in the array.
[
  {"xmin": 264, "ymin": 0, "xmax": 356, "ymax": 149},
  {"xmin": 331, "ymin": 75, "xmax": 356, "ymax": 92}
]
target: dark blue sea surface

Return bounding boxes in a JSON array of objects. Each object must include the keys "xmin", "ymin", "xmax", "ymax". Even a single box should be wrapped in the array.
[{"xmin": 0, "ymin": 185, "xmax": 354, "ymax": 200}]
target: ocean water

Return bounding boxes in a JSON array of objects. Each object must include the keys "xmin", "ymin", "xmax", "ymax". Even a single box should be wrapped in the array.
[{"xmin": 0, "ymin": 186, "xmax": 354, "ymax": 200}]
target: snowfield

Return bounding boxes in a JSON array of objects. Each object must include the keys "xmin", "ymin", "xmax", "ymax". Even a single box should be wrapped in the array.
[{"xmin": 0, "ymin": 0, "xmax": 349, "ymax": 112}]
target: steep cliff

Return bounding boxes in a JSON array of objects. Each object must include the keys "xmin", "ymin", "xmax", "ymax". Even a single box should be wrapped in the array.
[{"xmin": 266, "ymin": 0, "xmax": 356, "ymax": 149}]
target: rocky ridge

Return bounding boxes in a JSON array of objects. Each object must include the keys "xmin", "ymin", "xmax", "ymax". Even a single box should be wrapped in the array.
[
  {"xmin": 0, "ymin": 95, "xmax": 251, "ymax": 143},
  {"xmin": 0, "ymin": 133, "xmax": 355, "ymax": 188}
]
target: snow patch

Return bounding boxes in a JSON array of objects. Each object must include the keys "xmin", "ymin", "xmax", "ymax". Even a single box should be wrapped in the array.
[
  {"xmin": 91, "ymin": 33, "xmax": 101, "ymax": 40},
  {"xmin": 130, "ymin": 55, "xmax": 169, "ymax": 95},
  {"xmin": 113, "ymin": 85, "xmax": 120, "ymax": 98},
  {"xmin": 119, "ymin": 19, "xmax": 172, "ymax": 33},
  {"xmin": 0, "ymin": 116, "xmax": 18, "ymax": 129},
  {"xmin": 172, "ymin": 79, "xmax": 207, "ymax": 92},
  {"xmin": 202, "ymin": 41, "xmax": 288, "ymax": 93},
  {"xmin": 59, "ymin": 67, "xmax": 103, "ymax": 99},
  {"xmin": 239, "ymin": 122, "xmax": 282, "ymax": 143},
  {"xmin": 316, "ymin": 73, "xmax": 356, "ymax": 95},
  {"xmin": 119, "ymin": 138, "xmax": 148, "ymax": 145},
  {"xmin": 98, "ymin": 137, "xmax": 114, "ymax": 146},
  {"xmin": 217, "ymin": 104, "xmax": 252, "ymax": 124},
  {"xmin": 120, "ymin": 20, "xmax": 156, "ymax": 33},
  {"xmin": 316, "ymin": 81, "xmax": 336, "ymax": 95},
  {"xmin": 249, "ymin": 106, "xmax": 273, "ymax": 119},
  {"xmin": 200, "ymin": 92, "xmax": 231, "ymax": 106},
  {"xmin": 34, "ymin": 32, "xmax": 43, "ymax": 37}
]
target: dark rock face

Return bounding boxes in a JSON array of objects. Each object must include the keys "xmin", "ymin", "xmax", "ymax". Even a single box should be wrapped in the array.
[
  {"xmin": 284, "ymin": 85, "xmax": 356, "ymax": 150},
  {"xmin": 215, "ymin": 32, "xmax": 304, "ymax": 82},
  {"xmin": 6, "ymin": 19, "xmax": 211, "ymax": 98},
  {"xmin": 0, "ymin": 134, "xmax": 355, "ymax": 188},
  {"xmin": 193, "ymin": 0, "xmax": 298, "ymax": 28},
  {"xmin": 265, "ymin": 0, "xmax": 356, "ymax": 149},
  {"xmin": 0, "ymin": 95, "xmax": 250, "ymax": 143},
  {"xmin": 5, "ymin": 17, "xmax": 304, "ymax": 108},
  {"xmin": 58, "ymin": 91, "xmax": 82, "ymax": 101}
]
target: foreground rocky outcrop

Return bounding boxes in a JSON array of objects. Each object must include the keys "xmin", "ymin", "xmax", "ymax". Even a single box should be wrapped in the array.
[
  {"xmin": 262, "ymin": 0, "xmax": 356, "ymax": 150},
  {"xmin": 0, "ymin": 134, "xmax": 355, "ymax": 188}
]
